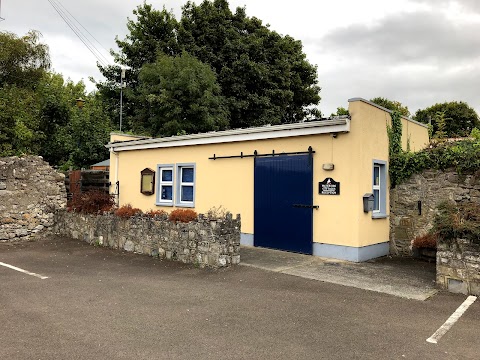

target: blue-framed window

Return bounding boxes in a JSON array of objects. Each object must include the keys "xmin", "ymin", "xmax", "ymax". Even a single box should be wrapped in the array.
[
  {"xmin": 372, "ymin": 160, "xmax": 387, "ymax": 218},
  {"xmin": 175, "ymin": 163, "xmax": 196, "ymax": 207},
  {"xmin": 156, "ymin": 164, "xmax": 174, "ymax": 206}
]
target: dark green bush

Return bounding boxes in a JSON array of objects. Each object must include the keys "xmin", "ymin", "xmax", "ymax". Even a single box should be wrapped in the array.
[{"xmin": 390, "ymin": 137, "xmax": 480, "ymax": 187}]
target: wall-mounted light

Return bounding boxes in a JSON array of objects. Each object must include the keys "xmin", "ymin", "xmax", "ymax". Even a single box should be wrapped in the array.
[
  {"xmin": 322, "ymin": 163, "xmax": 335, "ymax": 171},
  {"xmin": 140, "ymin": 168, "xmax": 155, "ymax": 195}
]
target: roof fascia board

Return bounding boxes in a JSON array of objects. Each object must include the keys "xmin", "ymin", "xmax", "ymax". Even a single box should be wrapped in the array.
[
  {"xmin": 108, "ymin": 120, "xmax": 350, "ymax": 152},
  {"xmin": 348, "ymin": 97, "xmax": 428, "ymax": 128}
]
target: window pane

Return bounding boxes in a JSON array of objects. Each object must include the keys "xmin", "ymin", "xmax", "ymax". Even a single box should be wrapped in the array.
[
  {"xmin": 374, "ymin": 166, "xmax": 380, "ymax": 186},
  {"xmin": 373, "ymin": 189, "xmax": 380, "ymax": 211},
  {"xmin": 161, "ymin": 185, "xmax": 173, "ymax": 200},
  {"xmin": 142, "ymin": 174, "xmax": 153, "ymax": 192},
  {"xmin": 182, "ymin": 167, "xmax": 194, "ymax": 183},
  {"xmin": 181, "ymin": 185, "xmax": 194, "ymax": 202},
  {"xmin": 162, "ymin": 169, "xmax": 173, "ymax": 182}
]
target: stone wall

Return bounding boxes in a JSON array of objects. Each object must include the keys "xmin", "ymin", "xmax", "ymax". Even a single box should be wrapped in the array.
[
  {"xmin": 390, "ymin": 169, "xmax": 480, "ymax": 255},
  {"xmin": 0, "ymin": 156, "xmax": 66, "ymax": 241},
  {"xmin": 53, "ymin": 211, "xmax": 241, "ymax": 268},
  {"xmin": 437, "ymin": 239, "xmax": 480, "ymax": 295}
]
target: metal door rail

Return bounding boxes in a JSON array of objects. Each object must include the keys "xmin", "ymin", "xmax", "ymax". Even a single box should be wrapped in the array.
[{"xmin": 209, "ymin": 146, "xmax": 314, "ymax": 160}]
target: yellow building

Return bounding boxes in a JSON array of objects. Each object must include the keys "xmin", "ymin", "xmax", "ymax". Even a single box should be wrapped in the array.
[{"xmin": 106, "ymin": 98, "xmax": 429, "ymax": 262}]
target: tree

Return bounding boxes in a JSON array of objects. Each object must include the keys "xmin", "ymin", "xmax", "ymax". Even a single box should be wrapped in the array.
[
  {"xmin": 0, "ymin": 30, "xmax": 50, "ymax": 156},
  {"xmin": 0, "ymin": 30, "xmax": 111, "ymax": 167},
  {"xmin": 330, "ymin": 107, "xmax": 349, "ymax": 117},
  {"xmin": 97, "ymin": 0, "xmax": 321, "ymax": 135},
  {"xmin": 0, "ymin": 85, "xmax": 39, "ymax": 156},
  {"xmin": 134, "ymin": 52, "xmax": 228, "ymax": 137},
  {"xmin": 413, "ymin": 101, "xmax": 479, "ymax": 137},
  {"xmin": 370, "ymin": 97, "xmax": 410, "ymax": 118},
  {"xmin": 36, "ymin": 73, "xmax": 87, "ymax": 165},
  {"xmin": 96, "ymin": 4, "xmax": 181, "ymax": 132},
  {"xmin": 0, "ymin": 30, "xmax": 50, "ymax": 88},
  {"xmin": 64, "ymin": 94, "xmax": 112, "ymax": 169}
]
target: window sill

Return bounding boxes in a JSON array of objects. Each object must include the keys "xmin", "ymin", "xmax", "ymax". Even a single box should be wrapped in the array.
[
  {"xmin": 372, "ymin": 213, "xmax": 388, "ymax": 219},
  {"xmin": 174, "ymin": 203, "xmax": 195, "ymax": 208},
  {"xmin": 155, "ymin": 202, "xmax": 174, "ymax": 207}
]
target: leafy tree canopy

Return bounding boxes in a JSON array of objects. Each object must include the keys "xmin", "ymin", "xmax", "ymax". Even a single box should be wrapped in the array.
[
  {"xmin": 370, "ymin": 97, "xmax": 410, "ymax": 118},
  {"xmin": 0, "ymin": 31, "xmax": 111, "ymax": 168},
  {"xmin": 0, "ymin": 30, "xmax": 50, "ymax": 88},
  {"xmin": 134, "ymin": 51, "xmax": 228, "ymax": 137},
  {"xmin": 97, "ymin": 0, "xmax": 321, "ymax": 135},
  {"xmin": 330, "ymin": 106, "xmax": 349, "ymax": 117},
  {"xmin": 413, "ymin": 101, "xmax": 479, "ymax": 138}
]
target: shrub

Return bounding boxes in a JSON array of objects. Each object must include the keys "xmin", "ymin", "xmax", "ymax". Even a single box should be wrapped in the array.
[
  {"xmin": 146, "ymin": 209, "xmax": 168, "ymax": 218},
  {"xmin": 115, "ymin": 204, "xmax": 143, "ymax": 218},
  {"xmin": 390, "ymin": 133, "xmax": 480, "ymax": 187},
  {"xmin": 206, "ymin": 205, "xmax": 227, "ymax": 220},
  {"xmin": 168, "ymin": 209, "xmax": 197, "ymax": 223},
  {"xmin": 412, "ymin": 233, "xmax": 437, "ymax": 249},
  {"xmin": 67, "ymin": 190, "xmax": 115, "ymax": 214},
  {"xmin": 433, "ymin": 201, "xmax": 480, "ymax": 244}
]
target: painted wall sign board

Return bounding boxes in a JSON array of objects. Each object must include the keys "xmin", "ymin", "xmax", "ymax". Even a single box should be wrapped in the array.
[{"xmin": 319, "ymin": 178, "xmax": 340, "ymax": 195}]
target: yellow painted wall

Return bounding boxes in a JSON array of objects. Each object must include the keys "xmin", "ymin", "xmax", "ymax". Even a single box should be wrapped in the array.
[
  {"xmin": 401, "ymin": 117, "xmax": 429, "ymax": 151},
  {"xmin": 110, "ymin": 133, "xmax": 150, "ymax": 142},
  {"xmin": 109, "ymin": 99, "xmax": 429, "ymax": 249},
  {"xmin": 348, "ymin": 99, "xmax": 429, "ymax": 247}
]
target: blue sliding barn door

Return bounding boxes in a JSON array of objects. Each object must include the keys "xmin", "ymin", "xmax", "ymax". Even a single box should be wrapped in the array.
[{"xmin": 254, "ymin": 155, "xmax": 313, "ymax": 254}]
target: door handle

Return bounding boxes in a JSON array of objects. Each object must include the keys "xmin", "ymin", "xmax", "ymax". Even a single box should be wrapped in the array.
[{"xmin": 293, "ymin": 204, "xmax": 319, "ymax": 209}]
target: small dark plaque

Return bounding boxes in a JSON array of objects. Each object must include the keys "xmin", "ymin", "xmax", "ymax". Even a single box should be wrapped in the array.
[{"xmin": 319, "ymin": 178, "xmax": 340, "ymax": 195}]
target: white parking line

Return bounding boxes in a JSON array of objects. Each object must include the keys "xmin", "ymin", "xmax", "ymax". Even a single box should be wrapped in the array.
[
  {"xmin": 427, "ymin": 295, "xmax": 477, "ymax": 344},
  {"xmin": 0, "ymin": 261, "xmax": 49, "ymax": 280}
]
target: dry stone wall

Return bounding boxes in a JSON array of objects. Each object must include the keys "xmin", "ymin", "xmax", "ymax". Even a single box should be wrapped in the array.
[
  {"xmin": 437, "ymin": 239, "xmax": 480, "ymax": 295},
  {"xmin": 53, "ymin": 211, "xmax": 241, "ymax": 268},
  {"xmin": 390, "ymin": 169, "xmax": 480, "ymax": 255},
  {"xmin": 0, "ymin": 156, "xmax": 66, "ymax": 241}
]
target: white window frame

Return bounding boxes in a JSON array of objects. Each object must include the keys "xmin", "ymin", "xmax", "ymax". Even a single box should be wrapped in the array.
[
  {"xmin": 156, "ymin": 164, "xmax": 174, "ymax": 206},
  {"xmin": 175, "ymin": 163, "xmax": 196, "ymax": 208},
  {"xmin": 372, "ymin": 160, "xmax": 387, "ymax": 219},
  {"xmin": 373, "ymin": 164, "xmax": 381, "ymax": 213}
]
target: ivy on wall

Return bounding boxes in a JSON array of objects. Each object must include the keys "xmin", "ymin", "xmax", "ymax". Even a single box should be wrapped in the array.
[{"xmin": 388, "ymin": 110, "xmax": 480, "ymax": 187}]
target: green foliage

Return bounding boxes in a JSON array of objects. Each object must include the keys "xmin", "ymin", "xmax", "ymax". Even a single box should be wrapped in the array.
[
  {"xmin": 0, "ymin": 30, "xmax": 50, "ymax": 88},
  {"xmin": 390, "ymin": 139, "xmax": 480, "ymax": 187},
  {"xmin": 0, "ymin": 30, "xmax": 111, "ymax": 168},
  {"xmin": 387, "ymin": 111, "xmax": 403, "ymax": 158},
  {"xmin": 135, "ymin": 52, "xmax": 228, "ymax": 137},
  {"xmin": 65, "ymin": 94, "xmax": 112, "ymax": 168},
  {"xmin": 414, "ymin": 101, "xmax": 479, "ymax": 137},
  {"xmin": 370, "ymin": 97, "xmax": 410, "ymax": 117},
  {"xmin": 330, "ymin": 107, "xmax": 349, "ymax": 117},
  {"xmin": 97, "ymin": 0, "xmax": 321, "ymax": 135},
  {"xmin": 433, "ymin": 201, "xmax": 480, "ymax": 244},
  {"xmin": 433, "ymin": 111, "xmax": 448, "ymax": 139},
  {"xmin": 0, "ymin": 85, "xmax": 40, "ymax": 156},
  {"xmin": 471, "ymin": 128, "xmax": 480, "ymax": 141}
]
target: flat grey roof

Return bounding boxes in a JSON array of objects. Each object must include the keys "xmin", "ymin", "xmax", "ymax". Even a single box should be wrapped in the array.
[{"xmin": 91, "ymin": 159, "xmax": 110, "ymax": 167}]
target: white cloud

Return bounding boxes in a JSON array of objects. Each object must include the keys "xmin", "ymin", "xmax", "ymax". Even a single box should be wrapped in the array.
[{"xmin": 2, "ymin": 0, "xmax": 479, "ymax": 116}]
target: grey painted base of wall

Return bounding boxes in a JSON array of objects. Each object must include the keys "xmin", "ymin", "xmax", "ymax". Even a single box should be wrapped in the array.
[
  {"xmin": 242, "ymin": 232, "xmax": 389, "ymax": 262},
  {"xmin": 313, "ymin": 242, "xmax": 390, "ymax": 262},
  {"xmin": 240, "ymin": 233, "xmax": 254, "ymax": 246}
]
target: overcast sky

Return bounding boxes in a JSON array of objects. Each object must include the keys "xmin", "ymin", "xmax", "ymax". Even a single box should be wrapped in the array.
[{"xmin": 1, "ymin": 0, "xmax": 479, "ymax": 117}]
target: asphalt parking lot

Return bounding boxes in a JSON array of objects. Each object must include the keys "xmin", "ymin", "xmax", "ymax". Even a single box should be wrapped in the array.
[{"xmin": 1, "ymin": 236, "xmax": 479, "ymax": 360}]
